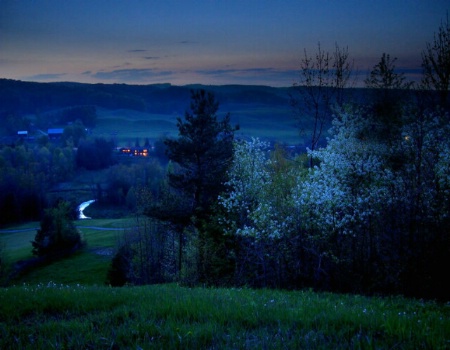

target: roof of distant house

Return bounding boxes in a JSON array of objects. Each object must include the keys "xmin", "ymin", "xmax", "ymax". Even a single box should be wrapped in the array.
[{"xmin": 48, "ymin": 128, "xmax": 64, "ymax": 134}]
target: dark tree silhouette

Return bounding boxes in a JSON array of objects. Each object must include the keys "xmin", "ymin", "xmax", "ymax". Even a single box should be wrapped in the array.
[
  {"xmin": 365, "ymin": 53, "xmax": 413, "ymax": 143},
  {"xmin": 365, "ymin": 53, "xmax": 410, "ymax": 91},
  {"xmin": 421, "ymin": 14, "xmax": 450, "ymax": 109},
  {"xmin": 291, "ymin": 43, "xmax": 353, "ymax": 167},
  {"xmin": 147, "ymin": 90, "xmax": 238, "ymax": 279},
  {"xmin": 76, "ymin": 137, "xmax": 115, "ymax": 170},
  {"xmin": 164, "ymin": 89, "xmax": 239, "ymax": 221},
  {"xmin": 32, "ymin": 200, "xmax": 83, "ymax": 258}
]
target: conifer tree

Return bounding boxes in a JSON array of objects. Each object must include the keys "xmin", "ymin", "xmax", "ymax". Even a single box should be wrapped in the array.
[{"xmin": 164, "ymin": 89, "xmax": 238, "ymax": 221}]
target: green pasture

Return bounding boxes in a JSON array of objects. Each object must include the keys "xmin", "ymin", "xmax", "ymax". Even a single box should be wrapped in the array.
[
  {"xmin": 232, "ymin": 106, "xmax": 301, "ymax": 144},
  {"xmin": 0, "ymin": 218, "xmax": 136, "ymax": 285},
  {"xmin": 94, "ymin": 108, "xmax": 179, "ymax": 145},
  {"xmin": 94, "ymin": 105, "xmax": 304, "ymax": 146},
  {"xmin": 0, "ymin": 283, "xmax": 448, "ymax": 349}
]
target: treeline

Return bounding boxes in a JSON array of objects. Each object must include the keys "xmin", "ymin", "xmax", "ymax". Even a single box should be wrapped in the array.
[
  {"xmin": 0, "ymin": 140, "xmax": 75, "ymax": 224},
  {"xmin": 0, "ymin": 127, "xmax": 164, "ymax": 225},
  {"xmin": 0, "ymin": 80, "xmax": 147, "ymax": 116},
  {"xmin": 41, "ymin": 106, "xmax": 97, "ymax": 129},
  {"xmin": 0, "ymin": 127, "xmax": 110, "ymax": 225},
  {"xmin": 108, "ymin": 18, "xmax": 450, "ymax": 300},
  {"xmin": 109, "ymin": 91, "xmax": 449, "ymax": 300},
  {"xmin": 0, "ymin": 79, "xmax": 292, "ymax": 121}
]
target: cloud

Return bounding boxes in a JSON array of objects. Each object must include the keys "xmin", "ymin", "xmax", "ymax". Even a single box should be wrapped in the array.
[
  {"xmin": 197, "ymin": 67, "xmax": 423, "ymax": 87},
  {"xmin": 128, "ymin": 49, "xmax": 147, "ymax": 52},
  {"xmin": 23, "ymin": 73, "xmax": 66, "ymax": 81},
  {"xmin": 144, "ymin": 56, "xmax": 160, "ymax": 60},
  {"xmin": 199, "ymin": 68, "xmax": 278, "ymax": 76},
  {"xmin": 112, "ymin": 62, "xmax": 132, "ymax": 69},
  {"xmin": 195, "ymin": 67, "xmax": 298, "ymax": 86},
  {"xmin": 91, "ymin": 68, "xmax": 172, "ymax": 82}
]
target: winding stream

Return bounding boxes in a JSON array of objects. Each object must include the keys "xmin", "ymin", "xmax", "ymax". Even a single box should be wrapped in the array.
[{"xmin": 78, "ymin": 200, "xmax": 95, "ymax": 219}]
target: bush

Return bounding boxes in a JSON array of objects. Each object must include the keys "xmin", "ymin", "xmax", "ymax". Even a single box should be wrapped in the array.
[
  {"xmin": 107, "ymin": 245, "xmax": 133, "ymax": 286},
  {"xmin": 32, "ymin": 201, "xmax": 84, "ymax": 258},
  {"xmin": 107, "ymin": 219, "xmax": 169, "ymax": 286}
]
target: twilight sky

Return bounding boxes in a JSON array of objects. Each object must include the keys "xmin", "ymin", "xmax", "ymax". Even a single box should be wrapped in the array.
[{"xmin": 1, "ymin": 0, "xmax": 448, "ymax": 87}]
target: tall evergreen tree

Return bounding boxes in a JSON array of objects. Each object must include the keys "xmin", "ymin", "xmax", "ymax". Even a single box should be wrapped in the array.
[
  {"xmin": 146, "ymin": 90, "xmax": 238, "ymax": 280},
  {"xmin": 164, "ymin": 89, "xmax": 238, "ymax": 221}
]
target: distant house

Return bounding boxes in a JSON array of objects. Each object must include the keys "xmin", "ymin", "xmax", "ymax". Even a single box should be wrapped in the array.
[
  {"xmin": 119, "ymin": 147, "xmax": 150, "ymax": 157},
  {"xmin": 47, "ymin": 128, "xmax": 64, "ymax": 139},
  {"xmin": 17, "ymin": 130, "xmax": 28, "ymax": 138}
]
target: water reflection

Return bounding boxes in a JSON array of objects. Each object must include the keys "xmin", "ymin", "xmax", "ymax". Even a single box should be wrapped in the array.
[{"xmin": 78, "ymin": 200, "xmax": 95, "ymax": 219}]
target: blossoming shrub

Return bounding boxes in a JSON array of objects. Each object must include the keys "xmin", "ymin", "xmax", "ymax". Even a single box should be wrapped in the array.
[
  {"xmin": 218, "ymin": 107, "xmax": 450, "ymax": 298},
  {"xmin": 219, "ymin": 138, "xmax": 307, "ymax": 288}
]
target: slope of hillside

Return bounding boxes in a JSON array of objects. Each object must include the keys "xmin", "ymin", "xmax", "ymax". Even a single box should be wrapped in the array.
[
  {"xmin": 0, "ymin": 79, "xmax": 305, "ymax": 145},
  {"xmin": 1, "ymin": 283, "xmax": 448, "ymax": 349}
]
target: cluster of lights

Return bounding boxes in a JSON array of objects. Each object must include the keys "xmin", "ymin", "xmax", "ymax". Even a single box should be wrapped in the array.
[{"xmin": 120, "ymin": 148, "xmax": 149, "ymax": 156}]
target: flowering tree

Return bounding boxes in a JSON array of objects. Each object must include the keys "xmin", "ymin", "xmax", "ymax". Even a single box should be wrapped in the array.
[
  {"xmin": 294, "ymin": 105, "xmax": 450, "ymax": 295},
  {"xmin": 217, "ymin": 106, "xmax": 449, "ymax": 296},
  {"xmin": 296, "ymin": 110, "xmax": 393, "ymax": 236},
  {"xmin": 218, "ymin": 138, "xmax": 304, "ymax": 287},
  {"xmin": 219, "ymin": 138, "xmax": 301, "ymax": 240},
  {"xmin": 290, "ymin": 108, "xmax": 397, "ymax": 289}
]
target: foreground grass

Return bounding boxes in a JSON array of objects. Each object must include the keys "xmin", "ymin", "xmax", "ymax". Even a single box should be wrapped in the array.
[
  {"xmin": 2, "ymin": 219, "xmax": 449, "ymax": 348},
  {"xmin": 1, "ymin": 284, "xmax": 449, "ymax": 349}
]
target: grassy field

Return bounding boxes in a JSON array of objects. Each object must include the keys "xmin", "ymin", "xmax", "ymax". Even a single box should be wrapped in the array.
[
  {"xmin": 94, "ymin": 105, "xmax": 304, "ymax": 147},
  {"xmin": 1, "ymin": 219, "xmax": 449, "ymax": 349},
  {"xmin": 0, "ymin": 283, "xmax": 449, "ymax": 349},
  {"xmin": 94, "ymin": 108, "xmax": 179, "ymax": 145},
  {"xmin": 0, "ymin": 218, "xmax": 135, "ymax": 285}
]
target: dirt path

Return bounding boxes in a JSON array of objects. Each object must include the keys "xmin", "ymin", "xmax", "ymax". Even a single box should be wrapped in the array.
[{"xmin": 0, "ymin": 226, "xmax": 132, "ymax": 234}]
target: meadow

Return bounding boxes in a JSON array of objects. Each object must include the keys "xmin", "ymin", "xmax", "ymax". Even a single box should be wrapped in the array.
[
  {"xmin": 0, "ymin": 282, "xmax": 449, "ymax": 349},
  {"xmin": 1, "ymin": 219, "xmax": 449, "ymax": 349},
  {"xmin": 0, "ymin": 218, "xmax": 133, "ymax": 285},
  {"xmin": 94, "ymin": 103, "xmax": 303, "ymax": 147}
]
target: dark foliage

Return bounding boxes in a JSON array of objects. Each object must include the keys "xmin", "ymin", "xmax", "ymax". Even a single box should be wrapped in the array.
[
  {"xmin": 107, "ymin": 245, "xmax": 133, "ymax": 287},
  {"xmin": 57, "ymin": 105, "xmax": 97, "ymax": 127},
  {"xmin": 31, "ymin": 200, "xmax": 83, "ymax": 258},
  {"xmin": 364, "ymin": 53, "xmax": 413, "ymax": 143},
  {"xmin": 0, "ymin": 142, "xmax": 74, "ymax": 225},
  {"xmin": 144, "ymin": 90, "xmax": 238, "ymax": 281},
  {"xmin": 62, "ymin": 121, "xmax": 87, "ymax": 147},
  {"xmin": 421, "ymin": 14, "xmax": 450, "ymax": 108},
  {"xmin": 164, "ymin": 89, "xmax": 238, "ymax": 222},
  {"xmin": 76, "ymin": 137, "xmax": 115, "ymax": 170}
]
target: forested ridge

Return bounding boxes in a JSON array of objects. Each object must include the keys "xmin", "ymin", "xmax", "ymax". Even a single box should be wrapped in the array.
[{"xmin": 0, "ymin": 79, "xmax": 289, "ymax": 117}]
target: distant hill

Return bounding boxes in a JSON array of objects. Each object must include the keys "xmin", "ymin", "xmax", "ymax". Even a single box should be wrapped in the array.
[
  {"xmin": 0, "ymin": 79, "xmax": 374, "ymax": 146},
  {"xmin": 0, "ymin": 79, "xmax": 308, "ymax": 145},
  {"xmin": 0, "ymin": 79, "xmax": 290, "ymax": 115}
]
